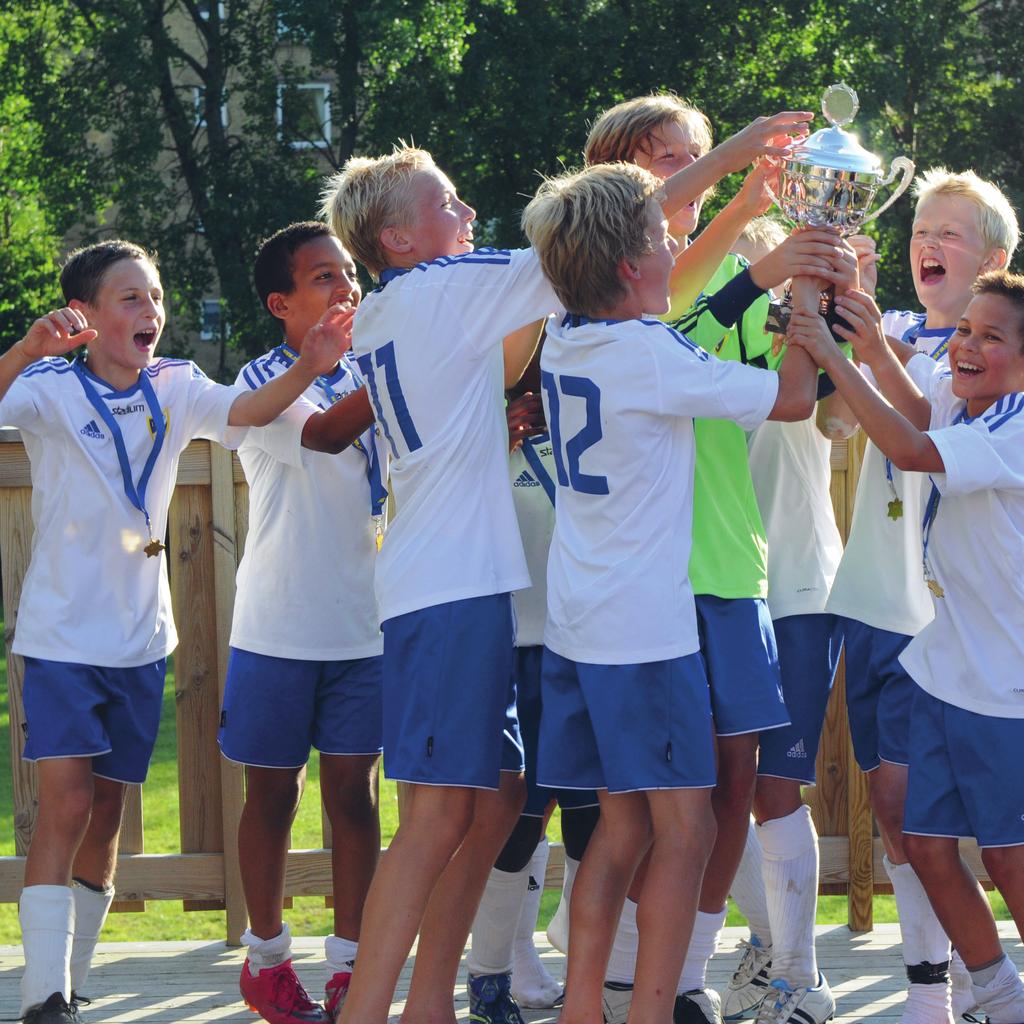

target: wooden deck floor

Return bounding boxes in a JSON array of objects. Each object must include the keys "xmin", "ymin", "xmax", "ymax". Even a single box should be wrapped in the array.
[{"xmin": 1, "ymin": 925, "xmax": 1021, "ymax": 1022}]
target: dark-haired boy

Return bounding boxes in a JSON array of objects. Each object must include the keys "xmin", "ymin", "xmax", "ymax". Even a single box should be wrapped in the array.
[
  {"xmin": 218, "ymin": 222, "xmax": 386, "ymax": 1024},
  {"xmin": 787, "ymin": 271, "xmax": 1024, "ymax": 1024},
  {"xmin": 10, "ymin": 240, "xmax": 352, "ymax": 1024}
]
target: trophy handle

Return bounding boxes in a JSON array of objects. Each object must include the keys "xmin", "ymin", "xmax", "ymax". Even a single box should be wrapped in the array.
[{"xmin": 860, "ymin": 156, "xmax": 916, "ymax": 226}]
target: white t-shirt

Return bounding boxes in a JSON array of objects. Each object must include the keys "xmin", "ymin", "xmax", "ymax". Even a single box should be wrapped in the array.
[
  {"xmin": 748, "ymin": 416, "xmax": 843, "ymax": 619},
  {"xmin": 2, "ymin": 357, "xmax": 243, "ymax": 667},
  {"xmin": 509, "ymin": 433, "xmax": 556, "ymax": 647},
  {"xmin": 541, "ymin": 315, "xmax": 778, "ymax": 665},
  {"xmin": 350, "ymin": 248, "xmax": 560, "ymax": 623},
  {"xmin": 230, "ymin": 346, "xmax": 385, "ymax": 660},
  {"xmin": 899, "ymin": 356, "xmax": 1024, "ymax": 718},
  {"xmin": 826, "ymin": 310, "xmax": 954, "ymax": 635}
]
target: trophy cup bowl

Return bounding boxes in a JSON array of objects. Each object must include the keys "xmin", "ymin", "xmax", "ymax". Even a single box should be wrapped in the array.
[{"xmin": 769, "ymin": 84, "xmax": 915, "ymax": 236}]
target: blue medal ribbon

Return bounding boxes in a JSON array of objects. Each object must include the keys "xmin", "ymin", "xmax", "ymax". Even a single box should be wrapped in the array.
[
  {"xmin": 73, "ymin": 358, "xmax": 166, "ymax": 544},
  {"xmin": 279, "ymin": 344, "xmax": 387, "ymax": 517},
  {"xmin": 920, "ymin": 407, "xmax": 971, "ymax": 593},
  {"xmin": 520, "ymin": 433, "xmax": 556, "ymax": 506}
]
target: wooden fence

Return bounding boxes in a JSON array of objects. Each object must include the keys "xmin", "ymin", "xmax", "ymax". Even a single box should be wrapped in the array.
[{"xmin": 0, "ymin": 431, "xmax": 991, "ymax": 944}]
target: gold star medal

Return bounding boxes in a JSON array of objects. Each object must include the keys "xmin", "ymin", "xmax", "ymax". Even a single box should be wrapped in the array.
[
  {"xmin": 145, "ymin": 538, "xmax": 166, "ymax": 558},
  {"xmin": 926, "ymin": 577, "xmax": 945, "ymax": 599},
  {"xmin": 887, "ymin": 498, "xmax": 903, "ymax": 520}
]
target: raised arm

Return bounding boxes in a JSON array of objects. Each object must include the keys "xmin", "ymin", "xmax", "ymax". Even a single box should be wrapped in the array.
[
  {"xmin": 0, "ymin": 308, "xmax": 95, "ymax": 403},
  {"xmin": 504, "ymin": 319, "xmax": 546, "ymax": 389},
  {"xmin": 767, "ymin": 341, "xmax": 817, "ymax": 422},
  {"xmin": 301, "ymin": 387, "xmax": 375, "ymax": 454},
  {"xmin": 787, "ymin": 310, "xmax": 944, "ymax": 472},
  {"xmin": 228, "ymin": 304, "xmax": 354, "ymax": 428},
  {"xmin": 660, "ymin": 111, "xmax": 812, "ymax": 220}
]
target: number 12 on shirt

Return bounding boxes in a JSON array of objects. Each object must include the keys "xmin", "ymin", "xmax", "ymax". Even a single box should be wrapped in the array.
[{"xmin": 540, "ymin": 371, "xmax": 609, "ymax": 496}]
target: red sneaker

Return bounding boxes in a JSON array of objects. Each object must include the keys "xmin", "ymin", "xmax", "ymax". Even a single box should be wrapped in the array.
[
  {"xmin": 240, "ymin": 958, "xmax": 330, "ymax": 1024},
  {"xmin": 324, "ymin": 971, "xmax": 352, "ymax": 1019}
]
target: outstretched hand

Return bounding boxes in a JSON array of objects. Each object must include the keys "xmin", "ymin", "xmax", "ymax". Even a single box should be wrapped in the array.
[
  {"xmin": 785, "ymin": 309, "xmax": 840, "ymax": 367},
  {"xmin": 847, "ymin": 234, "xmax": 879, "ymax": 296},
  {"xmin": 833, "ymin": 289, "xmax": 887, "ymax": 364},
  {"xmin": 298, "ymin": 303, "xmax": 356, "ymax": 377},
  {"xmin": 19, "ymin": 307, "xmax": 95, "ymax": 361},
  {"xmin": 721, "ymin": 111, "xmax": 813, "ymax": 172},
  {"xmin": 750, "ymin": 227, "xmax": 845, "ymax": 293},
  {"xmin": 507, "ymin": 392, "xmax": 546, "ymax": 452}
]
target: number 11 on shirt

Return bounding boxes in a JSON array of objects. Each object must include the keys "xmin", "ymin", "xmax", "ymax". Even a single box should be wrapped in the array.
[{"xmin": 540, "ymin": 370, "xmax": 609, "ymax": 495}]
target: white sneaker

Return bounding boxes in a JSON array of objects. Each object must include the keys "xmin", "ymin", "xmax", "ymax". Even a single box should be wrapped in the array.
[
  {"xmin": 722, "ymin": 938, "xmax": 773, "ymax": 1020},
  {"xmin": 673, "ymin": 988, "xmax": 723, "ymax": 1024},
  {"xmin": 754, "ymin": 976, "xmax": 835, "ymax": 1024},
  {"xmin": 602, "ymin": 981, "xmax": 634, "ymax": 1024},
  {"xmin": 546, "ymin": 897, "xmax": 569, "ymax": 955}
]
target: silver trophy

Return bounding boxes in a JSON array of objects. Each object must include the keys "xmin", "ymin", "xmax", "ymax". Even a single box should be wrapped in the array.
[{"xmin": 768, "ymin": 84, "xmax": 915, "ymax": 235}]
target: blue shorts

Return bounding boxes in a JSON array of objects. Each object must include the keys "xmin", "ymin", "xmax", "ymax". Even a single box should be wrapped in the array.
[
  {"xmin": 841, "ymin": 618, "xmax": 915, "ymax": 772},
  {"xmin": 381, "ymin": 594, "xmax": 524, "ymax": 789},
  {"xmin": 537, "ymin": 648, "xmax": 716, "ymax": 794},
  {"xmin": 904, "ymin": 686, "xmax": 1024, "ymax": 848},
  {"xmin": 515, "ymin": 646, "xmax": 599, "ymax": 816},
  {"xmin": 758, "ymin": 614, "xmax": 843, "ymax": 784},
  {"xmin": 218, "ymin": 649, "xmax": 383, "ymax": 768},
  {"xmin": 695, "ymin": 596, "xmax": 790, "ymax": 736},
  {"xmin": 21, "ymin": 656, "xmax": 166, "ymax": 784}
]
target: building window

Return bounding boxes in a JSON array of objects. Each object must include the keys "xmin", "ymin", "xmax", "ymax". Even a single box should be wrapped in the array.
[
  {"xmin": 200, "ymin": 299, "xmax": 225, "ymax": 341},
  {"xmin": 276, "ymin": 83, "xmax": 331, "ymax": 149},
  {"xmin": 192, "ymin": 86, "xmax": 229, "ymax": 129},
  {"xmin": 196, "ymin": 1, "xmax": 226, "ymax": 20}
]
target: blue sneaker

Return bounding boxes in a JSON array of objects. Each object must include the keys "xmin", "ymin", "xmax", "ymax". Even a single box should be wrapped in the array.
[{"xmin": 468, "ymin": 972, "xmax": 526, "ymax": 1024}]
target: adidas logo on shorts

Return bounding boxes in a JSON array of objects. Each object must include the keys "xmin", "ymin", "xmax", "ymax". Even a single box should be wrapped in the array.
[
  {"xmin": 513, "ymin": 470, "xmax": 540, "ymax": 488},
  {"xmin": 787, "ymin": 739, "xmax": 808, "ymax": 759},
  {"xmin": 79, "ymin": 420, "xmax": 105, "ymax": 440}
]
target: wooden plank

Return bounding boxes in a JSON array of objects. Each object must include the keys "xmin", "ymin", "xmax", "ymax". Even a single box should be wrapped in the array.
[
  {"xmin": 209, "ymin": 444, "xmax": 247, "ymax": 943},
  {"xmin": 111, "ymin": 786, "xmax": 146, "ymax": 913},
  {"xmin": 0, "ymin": 487, "xmax": 36, "ymax": 855},
  {"xmin": 168, "ymin": 481, "xmax": 226, "ymax": 911}
]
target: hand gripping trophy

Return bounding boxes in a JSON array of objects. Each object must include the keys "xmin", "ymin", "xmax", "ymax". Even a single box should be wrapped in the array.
[{"xmin": 769, "ymin": 83, "xmax": 915, "ymax": 316}]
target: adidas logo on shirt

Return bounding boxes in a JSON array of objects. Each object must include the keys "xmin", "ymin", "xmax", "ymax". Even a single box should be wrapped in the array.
[
  {"xmin": 787, "ymin": 739, "xmax": 808, "ymax": 759},
  {"xmin": 513, "ymin": 470, "xmax": 540, "ymax": 488},
  {"xmin": 79, "ymin": 420, "xmax": 105, "ymax": 440}
]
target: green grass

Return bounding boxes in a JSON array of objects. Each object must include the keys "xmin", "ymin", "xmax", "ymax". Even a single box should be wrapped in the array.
[{"xmin": 0, "ymin": 648, "xmax": 1011, "ymax": 943}]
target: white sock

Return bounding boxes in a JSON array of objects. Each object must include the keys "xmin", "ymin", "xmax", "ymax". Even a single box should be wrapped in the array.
[
  {"xmin": 19, "ymin": 884, "xmax": 75, "ymax": 1015},
  {"xmin": 242, "ymin": 922, "xmax": 293, "ymax": 971},
  {"xmin": 677, "ymin": 907, "xmax": 726, "ymax": 994},
  {"xmin": 325, "ymin": 934, "xmax": 358, "ymax": 974},
  {"xmin": 467, "ymin": 865, "xmax": 529, "ymax": 976},
  {"xmin": 884, "ymin": 857, "xmax": 952, "ymax": 1024},
  {"xmin": 546, "ymin": 854, "xmax": 579, "ymax": 955},
  {"xmin": 69, "ymin": 879, "xmax": 114, "ymax": 994},
  {"xmin": 511, "ymin": 839, "xmax": 562, "ymax": 1007},
  {"xmin": 731, "ymin": 817, "xmax": 773, "ymax": 947},
  {"xmin": 605, "ymin": 897, "xmax": 639, "ymax": 985},
  {"xmin": 972, "ymin": 955, "xmax": 1024, "ymax": 1024},
  {"xmin": 761, "ymin": 805, "xmax": 819, "ymax": 989},
  {"xmin": 951, "ymin": 948, "xmax": 976, "ymax": 1017}
]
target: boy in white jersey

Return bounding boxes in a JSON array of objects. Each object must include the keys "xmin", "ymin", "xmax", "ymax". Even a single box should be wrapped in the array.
[
  {"xmin": 319, "ymin": 118, "xmax": 811, "ymax": 1024},
  {"xmin": 523, "ymin": 162, "xmax": 818, "ymax": 1024},
  {"xmin": 8, "ymin": 240, "xmax": 352, "ymax": 1024},
  {"xmin": 787, "ymin": 269, "xmax": 1024, "ymax": 1024},
  {"xmin": 218, "ymin": 223, "xmax": 387, "ymax": 1024},
  {"xmin": 822, "ymin": 170, "xmax": 1018, "ymax": 1024}
]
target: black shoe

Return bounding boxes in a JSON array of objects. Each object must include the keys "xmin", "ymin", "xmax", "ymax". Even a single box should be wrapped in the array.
[{"xmin": 22, "ymin": 993, "xmax": 80, "ymax": 1023}]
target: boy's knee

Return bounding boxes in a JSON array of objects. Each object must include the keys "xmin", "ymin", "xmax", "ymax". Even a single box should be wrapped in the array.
[
  {"xmin": 245, "ymin": 767, "xmax": 305, "ymax": 819},
  {"xmin": 981, "ymin": 845, "xmax": 1023, "ymax": 884},
  {"xmin": 903, "ymin": 833, "xmax": 950, "ymax": 877},
  {"xmin": 714, "ymin": 760, "xmax": 757, "ymax": 812}
]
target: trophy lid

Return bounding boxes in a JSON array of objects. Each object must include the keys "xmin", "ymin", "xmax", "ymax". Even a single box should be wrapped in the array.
[{"xmin": 790, "ymin": 84, "xmax": 882, "ymax": 175}]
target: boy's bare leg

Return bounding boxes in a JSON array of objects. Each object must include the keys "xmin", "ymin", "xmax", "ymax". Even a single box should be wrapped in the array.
[
  {"xmin": 560, "ymin": 791, "xmax": 652, "ymax": 1024},
  {"xmin": 629, "ymin": 790, "xmax": 716, "ymax": 1024},
  {"xmin": 238, "ymin": 765, "xmax": 305, "ymax": 939},
  {"xmin": 337, "ymin": 783, "xmax": 475, "ymax": 1024},
  {"xmin": 904, "ymin": 835, "xmax": 1000, "ymax": 965},
  {"xmin": 25, "ymin": 758, "xmax": 99, "ymax": 886},
  {"xmin": 403, "ymin": 770, "xmax": 525, "ymax": 1024},
  {"xmin": 699, "ymin": 733, "xmax": 759, "ymax": 910},
  {"xmin": 982, "ymin": 845, "xmax": 1024, "ymax": 939},
  {"xmin": 870, "ymin": 760, "xmax": 910, "ymax": 862},
  {"xmin": 70, "ymin": 776, "xmax": 128, "ymax": 889},
  {"xmin": 320, "ymin": 754, "xmax": 380, "ymax": 940}
]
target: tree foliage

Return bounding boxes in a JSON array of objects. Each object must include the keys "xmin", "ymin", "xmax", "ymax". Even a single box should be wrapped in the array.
[{"xmin": 2, "ymin": 0, "xmax": 1022, "ymax": 367}]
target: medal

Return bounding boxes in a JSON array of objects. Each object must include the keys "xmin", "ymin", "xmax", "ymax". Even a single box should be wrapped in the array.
[
  {"xmin": 74, "ymin": 358, "xmax": 167, "ymax": 556},
  {"xmin": 887, "ymin": 498, "xmax": 903, "ymax": 520},
  {"xmin": 926, "ymin": 577, "xmax": 945, "ymax": 599}
]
